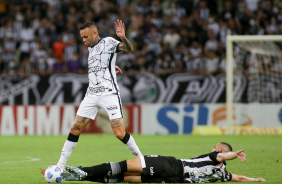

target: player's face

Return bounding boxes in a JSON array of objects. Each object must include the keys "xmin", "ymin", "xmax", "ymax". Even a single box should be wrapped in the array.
[
  {"xmin": 211, "ymin": 143, "xmax": 223, "ymax": 152},
  {"xmin": 80, "ymin": 27, "xmax": 98, "ymax": 47}
]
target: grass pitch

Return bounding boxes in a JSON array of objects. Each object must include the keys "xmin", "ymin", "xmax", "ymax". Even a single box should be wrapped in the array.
[{"xmin": 0, "ymin": 134, "xmax": 281, "ymax": 184}]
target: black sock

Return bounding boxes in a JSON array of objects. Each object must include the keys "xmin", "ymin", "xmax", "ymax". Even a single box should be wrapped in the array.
[
  {"xmin": 67, "ymin": 133, "xmax": 79, "ymax": 142},
  {"xmin": 118, "ymin": 160, "xmax": 127, "ymax": 173},
  {"xmin": 121, "ymin": 132, "xmax": 130, "ymax": 144},
  {"xmin": 81, "ymin": 161, "xmax": 127, "ymax": 181},
  {"xmin": 81, "ymin": 163, "xmax": 111, "ymax": 178}
]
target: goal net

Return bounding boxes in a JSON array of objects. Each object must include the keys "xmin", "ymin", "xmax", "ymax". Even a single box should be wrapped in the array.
[{"xmin": 226, "ymin": 35, "xmax": 282, "ymax": 134}]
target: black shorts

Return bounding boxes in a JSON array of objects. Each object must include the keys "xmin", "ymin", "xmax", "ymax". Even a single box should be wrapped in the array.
[{"xmin": 141, "ymin": 155, "xmax": 184, "ymax": 183}]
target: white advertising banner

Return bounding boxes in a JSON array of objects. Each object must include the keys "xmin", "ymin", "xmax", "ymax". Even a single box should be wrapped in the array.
[
  {"xmin": 0, "ymin": 105, "xmax": 141, "ymax": 135},
  {"xmin": 141, "ymin": 103, "xmax": 282, "ymax": 134},
  {"xmin": 1, "ymin": 104, "xmax": 281, "ymax": 135}
]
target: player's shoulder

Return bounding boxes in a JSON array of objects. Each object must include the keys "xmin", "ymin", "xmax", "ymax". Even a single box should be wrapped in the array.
[{"xmin": 103, "ymin": 37, "xmax": 120, "ymax": 43}]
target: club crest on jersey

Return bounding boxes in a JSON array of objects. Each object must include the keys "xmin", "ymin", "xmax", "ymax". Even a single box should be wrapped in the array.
[{"xmin": 96, "ymin": 44, "xmax": 102, "ymax": 53}]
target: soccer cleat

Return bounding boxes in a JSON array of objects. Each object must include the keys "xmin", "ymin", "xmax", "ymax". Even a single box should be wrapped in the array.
[
  {"xmin": 61, "ymin": 172, "xmax": 81, "ymax": 181},
  {"xmin": 61, "ymin": 166, "xmax": 87, "ymax": 181}
]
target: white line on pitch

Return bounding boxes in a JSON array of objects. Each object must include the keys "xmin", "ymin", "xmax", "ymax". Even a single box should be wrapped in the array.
[{"xmin": 4, "ymin": 157, "xmax": 41, "ymax": 164}]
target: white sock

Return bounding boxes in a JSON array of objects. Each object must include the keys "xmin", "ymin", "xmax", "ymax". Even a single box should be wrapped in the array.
[
  {"xmin": 57, "ymin": 140, "xmax": 77, "ymax": 169},
  {"xmin": 126, "ymin": 135, "xmax": 142, "ymax": 157}
]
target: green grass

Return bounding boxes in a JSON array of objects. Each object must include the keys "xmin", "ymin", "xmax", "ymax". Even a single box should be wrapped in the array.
[{"xmin": 0, "ymin": 134, "xmax": 281, "ymax": 183}]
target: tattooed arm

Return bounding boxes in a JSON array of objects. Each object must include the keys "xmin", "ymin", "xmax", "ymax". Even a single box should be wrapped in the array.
[
  {"xmin": 118, "ymin": 37, "xmax": 133, "ymax": 52},
  {"xmin": 115, "ymin": 19, "xmax": 133, "ymax": 52}
]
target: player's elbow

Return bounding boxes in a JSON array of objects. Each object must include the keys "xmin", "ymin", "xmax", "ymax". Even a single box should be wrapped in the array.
[{"xmin": 216, "ymin": 154, "xmax": 226, "ymax": 162}]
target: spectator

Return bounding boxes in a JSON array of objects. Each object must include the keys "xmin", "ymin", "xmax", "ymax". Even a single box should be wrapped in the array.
[
  {"xmin": 52, "ymin": 58, "xmax": 67, "ymax": 74},
  {"xmin": 2, "ymin": 33, "xmax": 17, "ymax": 65},
  {"xmin": 19, "ymin": 21, "xmax": 35, "ymax": 61},
  {"xmin": 183, "ymin": 52, "xmax": 195, "ymax": 73},
  {"xmin": 64, "ymin": 37, "xmax": 79, "ymax": 62},
  {"xmin": 34, "ymin": 56, "xmax": 49, "ymax": 76},
  {"xmin": 204, "ymin": 50, "xmax": 220, "ymax": 75},
  {"xmin": 163, "ymin": 27, "xmax": 181, "ymax": 49},
  {"xmin": 53, "ymin": 35, "xmax": 66, "ymax": 60},
  {"xmin": 66, "ymin": 53, "xmax": 83, "ymax": 74},
  {"xmin": 198, "ymin": 0, "xmax": 209, "ymax": 21},
  {"xmin": 190, "ymin": 41, "xmax": 203, "ymax": 57},
  {"xmin": 0, "ymin": 0, "xmax": 281, "ymax": 78},
  {"xmin": 221, "ymin": 1, "xmax": 235, "ymax": 22},
  {"xmin": 30, "ymin": 43, "xmax": 47, "ymax": 64},
  {"xmin": 204, "ymin": 29, "xmax": 218, "ymax": 53},
  {"xmin": 18, "ymin": 58, "xmax": 34, "ymax": 78},
  {"xmin": 46, "ymin": 50, "xmax": 56, "ymax": 73},
  {"xmin": 2, "ymin": 59, "xmax": 18, "ymax": 76},
  {"xmin": 144, "ymin": 25, "xmax": 163, "ymax": 55}
]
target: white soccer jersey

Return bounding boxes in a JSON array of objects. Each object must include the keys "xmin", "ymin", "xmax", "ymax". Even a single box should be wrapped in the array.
[
  {"xmin": 181, "ymin": 151, "xmax": 232, "ymax": 183},
  {"xmin": 86, "ymin": 37, "xmax": 121, "ymax": 96}
]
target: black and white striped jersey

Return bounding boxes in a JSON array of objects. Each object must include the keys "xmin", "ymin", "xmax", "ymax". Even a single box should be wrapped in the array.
[
  {"xmin": 180, "ymin": 151, "xmax": 232, "ymax": 183},
  {"xmin": 86, "ymin": 37, "xmax": 121, "ymax": 96}
]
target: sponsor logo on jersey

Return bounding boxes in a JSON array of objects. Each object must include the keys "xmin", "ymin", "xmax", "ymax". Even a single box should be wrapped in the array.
[
  {"xmin": 88, "ymin": 86, "xmax": 105, "ymax": 94},
  {"xmin": 107, "ymin": 105, "xmax": 118, "ymax": 111},
  {"xmin": 88, "ymin": 66, "xmax": 101, "ymax": 73},
  {"xmin": 107, "ymin": 171, "xmax": 112, "ymax": 176},
  {"xmin": 150, "ymin": 167, "xmax": 154, "ymax": 176}
]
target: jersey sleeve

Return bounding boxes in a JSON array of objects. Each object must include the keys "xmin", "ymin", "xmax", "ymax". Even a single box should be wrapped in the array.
[
  {"xmin": 105, "ymin": 37, "xmax": 121, "ymax": 53},
  {"xmin": 208, "ymin": 151, "xmax": 221, "ymax": 164}
]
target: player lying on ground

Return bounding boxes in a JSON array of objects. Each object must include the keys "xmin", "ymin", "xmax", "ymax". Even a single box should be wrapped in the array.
[{"xmin": 60, "ymin": 142, "xmax": 266, "ymax": 183}]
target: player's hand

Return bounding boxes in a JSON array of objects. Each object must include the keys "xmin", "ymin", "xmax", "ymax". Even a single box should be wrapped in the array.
[
  {"xmin": 115, "ymin": 66, "xmax": 122, "ymax": 74},
  {"xmin": 255, "ymin": 178, "xmax": 266, "ymax": 182},
  {"xmin": 236, "ymin": 149, "xmax": 246, "ymax": 162},
  {"xmin": 115, "ymin": 19, "xmax": 126, "ymax": 39}
]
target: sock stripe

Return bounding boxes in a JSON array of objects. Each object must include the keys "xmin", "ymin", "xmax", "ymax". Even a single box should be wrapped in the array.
[
  {"xmin": 67, "ymin": 133, "xmax": 79, "ymax": 142},
  {"xmin": 110, "ymin": 162, "xmax": 121, "ymax": 175},
  {"xmin": 121, "ymin": 132, "xmax": 130, "ymax": 144}
]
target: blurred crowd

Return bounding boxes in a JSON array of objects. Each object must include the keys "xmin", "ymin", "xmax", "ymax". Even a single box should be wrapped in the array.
[{"xmin": 0, "ymin": 0, "xmax": 281, "ymax": 78}]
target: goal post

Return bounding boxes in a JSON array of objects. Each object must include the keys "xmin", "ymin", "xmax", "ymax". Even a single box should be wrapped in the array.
[{"xmin": 226, "ymin": 35, "xmax": 282, "ymax": 135}]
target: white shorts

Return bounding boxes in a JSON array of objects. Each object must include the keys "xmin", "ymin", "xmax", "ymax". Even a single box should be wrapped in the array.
[{"xmin": 76, "ymin": 94, "xmax": 123, "ymax": 120}]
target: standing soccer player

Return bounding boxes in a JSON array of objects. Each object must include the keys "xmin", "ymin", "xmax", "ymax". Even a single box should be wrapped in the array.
[{"xmin": 56, "ymin": 20, "xmax": 142, "ymax": 169}]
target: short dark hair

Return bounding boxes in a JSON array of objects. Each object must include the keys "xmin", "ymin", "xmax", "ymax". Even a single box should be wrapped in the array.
[
  {"xmin": 220, "ymin": 142, "xmax": 233, "ymax": 152},
  {"xmin": 79, "ymin": 21, "xmax": 96, "ymax": 30}
]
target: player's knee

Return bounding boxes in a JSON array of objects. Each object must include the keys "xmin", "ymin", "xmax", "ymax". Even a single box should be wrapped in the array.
[{"xmin": 115, "ymin": 131, "xmax": 125, "ymax": 140}]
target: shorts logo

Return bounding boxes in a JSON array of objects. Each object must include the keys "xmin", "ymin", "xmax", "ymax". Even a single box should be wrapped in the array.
[
  {"xmin": 150, "ymin": 167, "xmax": 154, "ymax": 176},
  {"xmin": 107, "ymin": 106, "xmax": 118, "ymax": 111}
]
